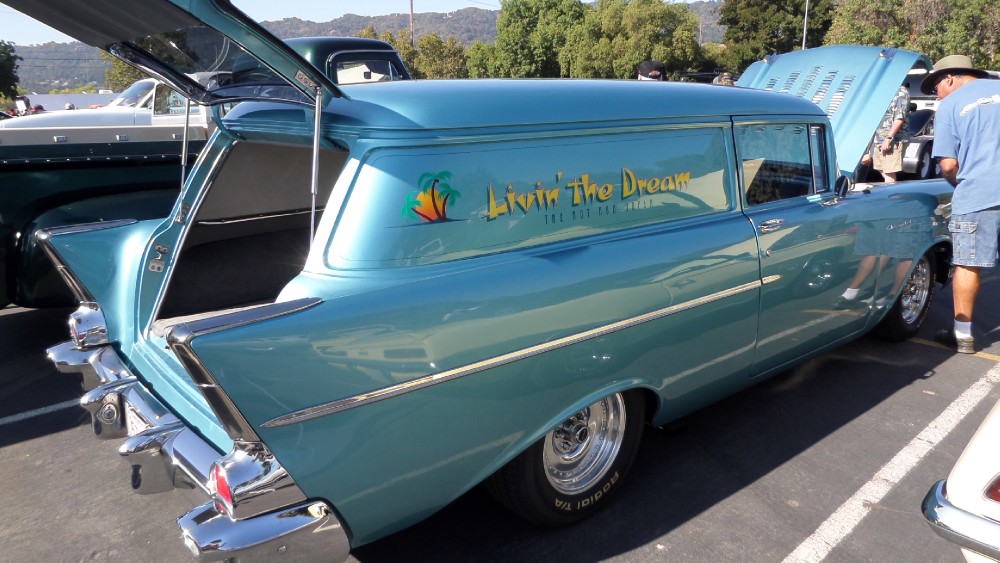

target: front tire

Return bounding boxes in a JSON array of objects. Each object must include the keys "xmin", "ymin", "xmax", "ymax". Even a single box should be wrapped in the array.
[
  {"xmin": 485, "ymin": 390, "xmax": 646, "ymax": 527},
  {"xmin": 875, "ymin": 250, "xmax": 936, "ymax": 341}
]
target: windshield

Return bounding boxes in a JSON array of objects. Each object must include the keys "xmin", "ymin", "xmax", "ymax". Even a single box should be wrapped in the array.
[
  {"xmin": 113, "ymin": 24, "xmax": 308, "ymax": 105},
  {"xmin": 107, "ymin": 80, "xmax": 155, "ymax": 108}
]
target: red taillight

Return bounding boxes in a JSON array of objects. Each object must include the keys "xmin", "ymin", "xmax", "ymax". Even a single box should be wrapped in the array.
[
  {"xmin": 986, "ymin": 475, "xmax": 1000, "ymax": 503},
  {"xmin": 210, "ymin": 464, "xmax": 233, "ymax": 514}
]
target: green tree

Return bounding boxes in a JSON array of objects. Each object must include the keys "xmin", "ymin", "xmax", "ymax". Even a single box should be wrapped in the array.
[
  {"xmin": 559, "ymin": 0, "xmax": 702, "ymax": 79},
  {"xmin": 493, "ymin": 0, "xmax": 587, "ymax": 77},
  {"xmin": 825, "ymin": 0, "xmax": 907, "ymax": 47},
  {"xmin": 937, "ymin": 0, "xmax": 1000, "ymax": 69},
  {"xmin": 466, "ymin": 40, "xmax": 500, "ymax": 78},
  {"xmin": 100, "ymin": 51, "xmax": 147, "ymax": 91},
  {"xmin": 720, "ymin": 0, "xmax": 834, "ymax": 71},
  {"xmin": 0, "ymin": 41, "xmax": 21, "ymax": 99},
  {"xmin": 415, "ymin": 34, "xmax": 468, "ymax": 79}
]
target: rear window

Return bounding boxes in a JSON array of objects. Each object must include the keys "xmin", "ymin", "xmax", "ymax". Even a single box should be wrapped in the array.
[{"xmin": 327, "ymin": 127, "xmax": 734, "ymax": 268}]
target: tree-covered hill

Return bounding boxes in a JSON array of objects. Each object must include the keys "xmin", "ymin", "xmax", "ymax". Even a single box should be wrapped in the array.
[{"xmin": 13, "ymin": 3, "xmax": 724, "ymax": 93}]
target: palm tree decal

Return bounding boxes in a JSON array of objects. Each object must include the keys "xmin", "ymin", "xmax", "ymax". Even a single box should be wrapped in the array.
[{"xmin": 402, "ymin": 171, "xmax": 461, "ymax": 223}]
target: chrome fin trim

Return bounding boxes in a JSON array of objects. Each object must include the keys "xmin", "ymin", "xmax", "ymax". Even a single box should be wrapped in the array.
[
  {"xmin": 35, "ymin": 219, "xmax": 138, "ymax": 303},
  {"xmin": 165, "ymin": 298, "xmax": 323, "ymax": 443},
  {"xmin": 263, "ymin": 276, "xmax": 779, "ymax": 428}
]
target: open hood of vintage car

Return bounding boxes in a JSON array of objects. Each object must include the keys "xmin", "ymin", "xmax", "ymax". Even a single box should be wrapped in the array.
[
  {"xmin": 737, "ymin": 45, "xmax": 933, "ymax": 177},
  {"xmin": 4, "ymin": 0, "xmax": 342, "ymax": 106}
]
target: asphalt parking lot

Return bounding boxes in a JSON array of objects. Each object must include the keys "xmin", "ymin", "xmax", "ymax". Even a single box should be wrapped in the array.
[{"xmin": 3, "ymin": 271, "xmax": 999, "ymax": 562}]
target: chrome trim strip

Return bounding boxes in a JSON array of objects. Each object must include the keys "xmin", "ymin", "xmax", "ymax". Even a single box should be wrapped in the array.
[
  {"xmin": 166, "ymin": 298, "xmax": 324, "ymax": 442},
  {"xmin": 263, "ymin": 276, "xmax": 778, "ymax": 428},
  {"xmin": 922, "ymin": 480, "xmax": 1000, "ymax": 560},
  {"xmin": 35, "ymin": 219, "xmax": 139, "ymax": 302}
]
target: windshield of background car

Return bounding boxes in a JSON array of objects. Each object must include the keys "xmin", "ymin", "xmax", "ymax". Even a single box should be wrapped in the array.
[{"xmin": 108, "ymin": 80, "xmax": 155, "ymax": 107}]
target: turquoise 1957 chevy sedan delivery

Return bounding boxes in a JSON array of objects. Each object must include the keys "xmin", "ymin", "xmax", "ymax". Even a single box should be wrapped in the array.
[{"xmin": 9, "ymin": 0, "xmax": 955, "ymax": 559}]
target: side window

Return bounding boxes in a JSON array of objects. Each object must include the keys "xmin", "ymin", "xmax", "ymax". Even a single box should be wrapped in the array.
[
  {"xmin": 333, "ymin": 59, "xmax": 405, "ymax": 84},
  {"xmin": 737, "ymin": 123, "xmax": 815, "ymax": 205},
  {"xmin": 153, "ymin": 84, "xmax": 196, "ymax": 116},
  {"xmin": 328, "ymin": 127, "xmax": 734, "ymax": 269}
]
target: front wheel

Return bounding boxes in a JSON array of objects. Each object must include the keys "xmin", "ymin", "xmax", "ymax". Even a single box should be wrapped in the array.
[
  {"xmin": 874, "ymin": 250, "xmax": 936, "ymax": 341},
  {"xmin": 916, "ymin": 146, "xmax": 934, "ymax": 180},
  {"xmin": 485, "ymin": 390, "xmax": 646, "ymax": 527}
]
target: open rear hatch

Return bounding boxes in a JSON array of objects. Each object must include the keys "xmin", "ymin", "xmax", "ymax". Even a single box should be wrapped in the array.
[{"xmin": 3, "ymin": 0, "xmax": 342, "ymax": 107}]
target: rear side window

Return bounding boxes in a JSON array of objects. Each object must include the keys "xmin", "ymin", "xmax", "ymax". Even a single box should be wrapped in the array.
[
  {"xmin": 737, "ymin": 123, "xmax": 828, "ymax": 205},
  {"xmin": 328, "ymin": 127, "xmax": 735, "ymax": 268}
]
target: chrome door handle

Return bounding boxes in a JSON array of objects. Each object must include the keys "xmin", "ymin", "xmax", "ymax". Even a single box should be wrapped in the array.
[{"xmin": 758, "ymin": 219, "xmax": 785, "ymax": 233}]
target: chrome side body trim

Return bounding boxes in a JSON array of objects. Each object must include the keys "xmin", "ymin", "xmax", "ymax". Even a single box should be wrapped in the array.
[
  {"xmin": 46, "ymin": 339, "xmax": 350, "ymax": 561},
  {"xmin": 35, "ymin": 219, "xmax": 138, "ymax": 302},
  {"xmin": 164, "ymin": 297, "xmax": 324, "ymax": 443},
  {"xmin": 922, "ymin": 480, "xmax": 1000, "ymax": 560},
  {"xmin": 263, "ymin": 276, "xmax": 780, "ymax": 428}
]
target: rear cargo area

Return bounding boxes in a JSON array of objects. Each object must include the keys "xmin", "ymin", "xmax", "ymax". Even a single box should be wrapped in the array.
[{"xmin": 156, "ymin": 141, "xmax": 344, "ymax": 323}]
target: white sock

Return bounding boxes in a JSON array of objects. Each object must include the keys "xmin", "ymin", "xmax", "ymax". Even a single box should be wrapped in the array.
[
  {"xmin": 841, "ymin": 287, "xmax": 859, "ymax": 300},
  {"xmin": 954, "ymin": 320, "xmax": 972, "ymax": 339}
]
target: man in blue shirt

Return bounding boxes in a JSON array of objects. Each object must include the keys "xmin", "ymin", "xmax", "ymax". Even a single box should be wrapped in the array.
[{"xmin": 925, "ymin": 55, "xmax": 998, "ymax": 353}]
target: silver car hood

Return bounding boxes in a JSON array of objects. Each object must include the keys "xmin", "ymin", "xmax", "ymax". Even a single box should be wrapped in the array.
[{"xmin": 738, "ymin": 46, "xmax": 933, "ymax": 176}]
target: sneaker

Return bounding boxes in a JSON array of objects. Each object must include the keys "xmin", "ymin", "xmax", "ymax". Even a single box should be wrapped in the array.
[{"xmin": 935, "ymin": 329, "xmax": 975, "ymax": 354}]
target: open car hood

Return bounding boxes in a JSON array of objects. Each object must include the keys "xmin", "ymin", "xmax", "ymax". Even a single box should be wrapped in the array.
[
  {"xmin": 737, "ymin": 46, "xmax": 932, "ymax": 177},
  {"xmin": 5, "ymin": 0, "xmax": 341, "ymax": 106}
]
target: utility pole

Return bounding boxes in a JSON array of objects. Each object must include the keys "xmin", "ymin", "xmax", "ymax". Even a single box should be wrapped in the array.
[
  {"xmin": 801, "ymin": 0, "xmax": 810, "ymax": 50},
  {"xmin": 410, "ymin": 0, "xmax": 415, "ymax": 49}
]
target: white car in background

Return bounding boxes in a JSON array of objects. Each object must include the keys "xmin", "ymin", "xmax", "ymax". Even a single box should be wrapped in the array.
[{"xmin": 0, "ymin": 78, "xmax": 208, "ymax": 129}]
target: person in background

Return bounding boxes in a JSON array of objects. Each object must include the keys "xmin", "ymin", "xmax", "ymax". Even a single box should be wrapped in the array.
[
  {"xmin": 64, "ymin": 103, "xmax": 76, "ymax": 110},
  {"xmin": 30, "ymin": 104, "xmax": 45, "ymax": 113},
  {"xmin": 712, "ymin": 71, "xmax": 734, "ymax": 86},
  {"xmin": 923, "ymin": 55, "xmax": 998, "ymax": 354},
  {"xmin": 637, "ymin": 60, "xmax": 665, "ymax": 81},
  {"xmin": 867, "ymin": 84, "xmax": 910, "ymax": 183}
]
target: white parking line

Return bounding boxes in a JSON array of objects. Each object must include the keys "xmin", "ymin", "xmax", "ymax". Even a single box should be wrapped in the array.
[
  {"xmin": 783, "ymin": 361, "xmax": 1000, "ymax": 563},
  {"xmin": 0, "ymin": 399, "xmax": 80, "ymax": 427}
]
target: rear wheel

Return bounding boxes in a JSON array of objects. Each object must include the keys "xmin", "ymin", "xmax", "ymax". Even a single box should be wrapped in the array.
[
  {"xmin": 875, "ymin": 250, "xmax": 936, "ymax": 341},
  {"xmin": 485, "ymin": 390, "xmax": 645, "ymax": 527}
]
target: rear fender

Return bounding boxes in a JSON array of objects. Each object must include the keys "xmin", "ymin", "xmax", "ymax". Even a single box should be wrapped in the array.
[{"xmin": 35, "ymin": 219, "xmax": 161, "ymax": 343}]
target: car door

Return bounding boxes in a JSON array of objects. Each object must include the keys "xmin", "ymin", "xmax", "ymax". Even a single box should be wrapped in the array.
[{"xmin": 736, "ymin": 121, "xmax": 872, "ymax": 376}]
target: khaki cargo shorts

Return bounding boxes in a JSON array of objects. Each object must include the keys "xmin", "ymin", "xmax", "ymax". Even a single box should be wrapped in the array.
[{"xmin": 873, "ymin": 140, "xmax": 904, "ymax": 173}]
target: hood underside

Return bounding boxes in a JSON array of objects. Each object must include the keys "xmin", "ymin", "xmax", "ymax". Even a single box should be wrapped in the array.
[
  {"xmin": 5, "ymin": 0, "xmax": 341, "ymax": 106},
  {"xmin": 737, "ymin": 45, "xmax": 933, "ymax": 177}
]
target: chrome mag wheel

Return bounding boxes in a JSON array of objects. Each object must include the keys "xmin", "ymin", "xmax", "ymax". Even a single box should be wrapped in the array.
[{"xmin": 542, "ymin": 393, "xmax": 626, "ymax": 495}]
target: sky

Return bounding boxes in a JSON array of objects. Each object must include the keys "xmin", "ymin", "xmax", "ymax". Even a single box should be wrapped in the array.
[{"xmin": 0, "ymin": 0, "xmax": 503, "ymax": 46}]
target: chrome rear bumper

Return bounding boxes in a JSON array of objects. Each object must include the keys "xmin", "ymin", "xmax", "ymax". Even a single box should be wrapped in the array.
[
  {"xmin": 47, "ymin": 340, "xmax": 351, "ymax": 561},
  {"xmin": 922, "ymin": 480, "xmax": 1000, "ymax": 560}
]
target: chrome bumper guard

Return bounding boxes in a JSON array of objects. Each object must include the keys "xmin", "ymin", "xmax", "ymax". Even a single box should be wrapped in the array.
[
  {"xmin": 922, "ymin": 480, "xmax": 1000, "ymax": 560},
  {"xmin": 47, "ymin": 340, "xmax": 350, "ymax": 561}
]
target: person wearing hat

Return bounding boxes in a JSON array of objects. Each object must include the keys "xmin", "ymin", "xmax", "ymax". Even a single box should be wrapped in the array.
[
  {"xmin": 637, "ymin": 60, "xmax": 665, "ymax": 81},
  {"xmin": 923, "ymin": 55, "xmax": 998, "ymax": 353}
]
